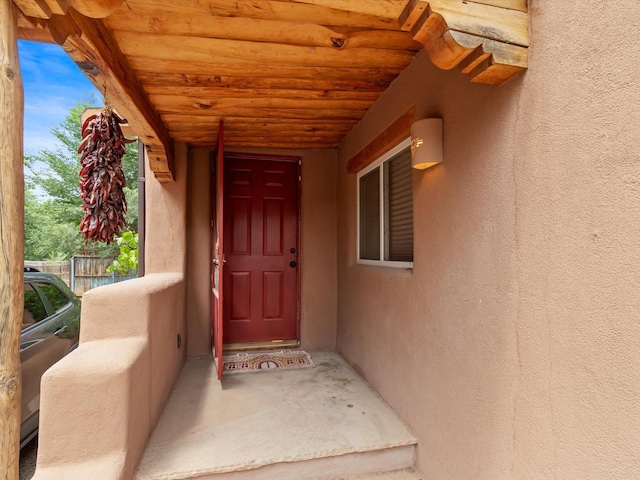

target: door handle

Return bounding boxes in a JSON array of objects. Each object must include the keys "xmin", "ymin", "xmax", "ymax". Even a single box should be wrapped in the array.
[{"xmin": 54, "ymin": 325, "xmax": 68, "ymax": 337}]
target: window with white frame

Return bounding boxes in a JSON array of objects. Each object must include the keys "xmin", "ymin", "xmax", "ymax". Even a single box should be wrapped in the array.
[{"xmin": 357, "ymin": 137, "xmax": 413, "ymax": 268}]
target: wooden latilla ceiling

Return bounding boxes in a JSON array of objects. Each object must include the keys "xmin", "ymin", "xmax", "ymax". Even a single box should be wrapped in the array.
[{"xmin": 14, "ymin": 0, "xmax": 528, "ymax": 182}]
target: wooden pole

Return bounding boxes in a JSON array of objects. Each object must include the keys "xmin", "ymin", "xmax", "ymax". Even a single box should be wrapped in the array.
[{"xmin": 0, "ymin": 0, "xmax": 24, "ymax": 478}]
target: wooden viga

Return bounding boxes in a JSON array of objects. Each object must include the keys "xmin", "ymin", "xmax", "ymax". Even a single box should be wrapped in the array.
[{"xmin": 399, "ymin": 0, "xmax": 529, "ymax": 85}]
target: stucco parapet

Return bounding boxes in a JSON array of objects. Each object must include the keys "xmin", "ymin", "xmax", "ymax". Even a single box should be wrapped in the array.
[
  {"xmin": 80, "ymin": 273, "xmax": 185, "ymax": 342},
  {"xmin": 36, "ymin": 337, "xmax": 150, "ymax": 477}
]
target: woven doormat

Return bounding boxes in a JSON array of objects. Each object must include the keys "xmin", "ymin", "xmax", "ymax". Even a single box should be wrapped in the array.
[{"xmin": 223, "ymin": 350, "xmax": 315, "ymax": 375}]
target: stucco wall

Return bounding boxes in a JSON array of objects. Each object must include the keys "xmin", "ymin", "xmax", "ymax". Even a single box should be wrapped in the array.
[
  {"xmin": 336, "ymin": 2, "xmax": 640, "ymax": 479},
  {"xmin": 145, "ymin": 143, "xmax": 189, "ymax": 274},
  {"xmin": 34, "ymin": 147, "xmax": 189, "ymax": 480},
  {"xmin": 186, "ymin": 147, "xmax": 337, "ymax": 358}
]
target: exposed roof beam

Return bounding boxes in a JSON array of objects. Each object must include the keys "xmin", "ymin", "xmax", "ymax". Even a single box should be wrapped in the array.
[
  {"xmin": 46, "ymin": 9, "xmax": 175, "ymax": 181},
  {"xmin": 399, "ymin": 0, "xmax": 529, "ymax": 85}
]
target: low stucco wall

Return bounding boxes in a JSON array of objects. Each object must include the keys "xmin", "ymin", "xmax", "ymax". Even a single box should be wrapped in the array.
[
  {"xmin": 336, "ymin": 2, "xmax": 640, "ymax": 479},
  {"xmin": 186, "ymin": 147, "xmax": 337, "ymax": 358},
  {"xmin": 34, "ymin": 145, "xmax": 189, "ymax": 479},
  {"xmin": 34, "ymin": 273, "xmax": 186, "ymax": 480}
]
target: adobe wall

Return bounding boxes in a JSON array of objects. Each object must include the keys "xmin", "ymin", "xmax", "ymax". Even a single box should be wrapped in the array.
[
  {"xmin": 34, "ymin": 146, "xmax": 189, "ymax": 479},
  {"xmin": 336, "ymin": 2, "xmax": 640, "ymax": 479},
  {"xmin": 186, "ymin": 147, "xmax": 337, "ymax": 358}
]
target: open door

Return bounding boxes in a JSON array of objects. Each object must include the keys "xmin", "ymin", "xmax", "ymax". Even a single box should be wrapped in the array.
[{"xmin": 211, "ymin": 120, "xmax": 224, "ymax": 380}]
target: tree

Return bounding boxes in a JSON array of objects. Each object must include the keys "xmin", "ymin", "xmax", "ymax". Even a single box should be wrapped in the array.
[
  {"xmin": 24, "ymin": 98, "xmax": 138, "ymax": 260},
  {"xmin": 106, "ymin": 231, "xmax": 138, "ymax": 274}
]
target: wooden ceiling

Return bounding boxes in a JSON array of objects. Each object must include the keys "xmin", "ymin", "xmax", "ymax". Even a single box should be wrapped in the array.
[{"xmin": 14, "ymin": 0, "xmax": 529, "ymax": 181}]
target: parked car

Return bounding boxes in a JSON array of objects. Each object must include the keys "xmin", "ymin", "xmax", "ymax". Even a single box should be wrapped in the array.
[{"xmin": 20, "ymin": 268, "xmax": 81, "ymax": 448}]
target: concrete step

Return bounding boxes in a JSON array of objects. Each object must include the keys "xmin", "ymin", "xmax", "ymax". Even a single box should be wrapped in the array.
[
  {"xmin": 352, "ymin": 469, "xmax": 422, "ymax": 480},
  {"xmin": 136, "ymin": 352, "xmax": 417, "ymax": 480},
  {"xmin": 149, "ymin": 445, "xmax": 416, "ymax": 480}
]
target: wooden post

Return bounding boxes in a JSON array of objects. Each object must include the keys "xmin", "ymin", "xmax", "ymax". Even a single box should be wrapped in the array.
[{"xmin": 0, "ymin": 0, "xmax": 24, "ymax": 478}]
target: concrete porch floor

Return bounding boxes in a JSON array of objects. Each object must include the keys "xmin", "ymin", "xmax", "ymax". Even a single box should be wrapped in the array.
[{"xmin": 135, "ymin": 352, "xmax": 418, "ymax": 480}]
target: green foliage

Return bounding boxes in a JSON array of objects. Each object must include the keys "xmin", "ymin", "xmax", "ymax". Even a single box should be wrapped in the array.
[
  {"xmin": 24, "ymin": 98, "xmax": 139, "ymax": 260},
  {"xmin": 106, "ymin": 231, "xmax": 138, "ymax": 275}
]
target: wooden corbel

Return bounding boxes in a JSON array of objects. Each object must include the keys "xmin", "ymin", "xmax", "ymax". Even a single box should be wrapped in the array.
[{"xmin": 399, "ymin": 0, "xmax": 529, "ymax": 85}]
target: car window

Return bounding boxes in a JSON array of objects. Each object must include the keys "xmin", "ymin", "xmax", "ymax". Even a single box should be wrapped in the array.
[
  {"xmin": 23, "ymin": 283, "xmax": 48, "ymax": 328},
  {"xmin": 34, "ymin": 282, "xmax": 70, "ymax": 312}
]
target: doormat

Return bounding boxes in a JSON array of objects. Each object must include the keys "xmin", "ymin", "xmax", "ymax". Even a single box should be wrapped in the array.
[{"xmin": 223, "ymin": 350, "xmax": 315, "ymax": 375}]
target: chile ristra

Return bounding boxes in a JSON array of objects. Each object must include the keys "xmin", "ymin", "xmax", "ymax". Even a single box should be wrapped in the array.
[{"xmin": 78, "ymin": 109, "xmax": 135, "ymax": 244}]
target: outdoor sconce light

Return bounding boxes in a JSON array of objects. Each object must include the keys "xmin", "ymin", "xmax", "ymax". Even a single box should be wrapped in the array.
[{"xmin": 410, "ymin": 118, "xmax": 443, "ymax": 170}]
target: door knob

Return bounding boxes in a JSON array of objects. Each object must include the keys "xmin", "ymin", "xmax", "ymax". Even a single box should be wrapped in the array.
[{"xmin": 289, "ymin": 261, "xmax": 297, "ymax": 268}]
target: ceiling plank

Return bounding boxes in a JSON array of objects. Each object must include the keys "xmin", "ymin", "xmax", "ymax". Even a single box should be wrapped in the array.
[
  {"xmin": 155, "ymin": 105, "xmax": 366, "ymax": 120},
  {"xmin": 57, "ymin": 9, "xmax": 175, "ymax": 181},
  {"xmin": 170, "ymin": 124, "xmax": 350, "ymax": 138},
  {"xmin": 225, "ymin": 141, "xmax": 340, "ymax": 149},
  {"xmin": 466, "ymin": 0, "xmax": 527, "ymax": 13},
  {"xmin": 105, "ymin": 12, "xmax": 420, "ymax": 51},
  {"xmin": 150, "ymin": 94, "xmax": 373, "ymax": 113},
  {"xmin": 145, "ymin": 86, "xmax": 382, "ymax": 102},
  {"xmin": 114, "ymin": 32, "xmax": 415, "ymax": 69},
  {"xmin": 129, "ymin": 57, "xmax": 402, "ymax": 82},
  {"xmin": 122, "ymin": 0, "xmax": 400, "ymax": 29},
  {"xmin": 178, "ymin": 134, "xmax": 344, "ymax": 144},
  {"xmin": 136, "ymin": 72, "xmax": 390, "ymax": 92},
  {"xmin": 13, "ymin": 0, "xmax": 53, "ymax": 18},
  {"xmin": 160, "ymin": 114, "xmax": 358, "ymax": 127},
  {"xmin": 285, "ymin": 0, "xmax": 407, "ymax": 19}
]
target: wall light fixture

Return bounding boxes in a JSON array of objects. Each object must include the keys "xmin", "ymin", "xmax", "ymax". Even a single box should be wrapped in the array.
[{"xmin": 410, "ymin": 118, "xmax": 443, "ymax": 170}]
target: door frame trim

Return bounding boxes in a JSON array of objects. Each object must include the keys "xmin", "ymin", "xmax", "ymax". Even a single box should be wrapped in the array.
[{"xmin": 222, "ymin": 151, "xmax": 302, "ymax": 343}]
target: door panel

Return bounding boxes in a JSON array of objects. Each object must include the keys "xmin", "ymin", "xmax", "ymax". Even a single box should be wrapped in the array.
[
  {"xmin": 223, "ymin": 156, "xmax": 299, "ymax": 344},
  {"xmin": 230, "ymin": 272, "xmax": 251, "ymax": 320}
]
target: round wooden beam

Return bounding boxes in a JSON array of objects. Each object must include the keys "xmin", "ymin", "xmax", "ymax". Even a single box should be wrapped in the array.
[
  {"xmin": 0, "ymin": 0, "xmax": 24, "ymax": 477},
  {"xmin": 67, "ymin": 0, "xmax": 124, "ymax": 18}
]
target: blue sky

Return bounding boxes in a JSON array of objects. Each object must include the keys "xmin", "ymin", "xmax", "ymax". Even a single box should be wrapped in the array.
[{"xmin": 18, "ymin": 40, "xmax": 101, "ymax": 155}]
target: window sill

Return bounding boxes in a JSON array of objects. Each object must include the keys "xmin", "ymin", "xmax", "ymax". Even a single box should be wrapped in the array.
[{"xmin": 353, "ymin": 261, "xmax": 413, "ymax": 278}]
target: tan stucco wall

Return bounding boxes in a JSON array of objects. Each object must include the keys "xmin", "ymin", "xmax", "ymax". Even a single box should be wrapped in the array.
[
  {"xmin": 34, "ymin": 147, "xmax": 190, "ymax": 479},
  {"xmin": 186, "ymin": 147, "xmax": 337, "ymax": 358},
  {"xmin": 336, "ymin": 3, "xmax": 640, "ymax": 479},
  {"xmin": 145, "ymin": 143, "xmax": 189, "ymax": 274}
]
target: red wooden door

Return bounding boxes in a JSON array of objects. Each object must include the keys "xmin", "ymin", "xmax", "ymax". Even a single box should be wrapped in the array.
[
  {"xmin": 211, "ymin": 121, "xmax": 224, "ymax": 379},
  {"xmin": 223, "ymin": 154, "xmax": 300, "ymax": 343}
]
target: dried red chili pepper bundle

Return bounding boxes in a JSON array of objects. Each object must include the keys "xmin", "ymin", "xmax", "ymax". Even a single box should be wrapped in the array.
[{"xmin": 78, "ymin": 109, "xmax": 135, "ymax": 244}]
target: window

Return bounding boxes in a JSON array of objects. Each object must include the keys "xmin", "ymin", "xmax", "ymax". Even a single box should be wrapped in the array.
[
  {"xmin": 35, "ymin": 282, "xmax": 70, "ymax": 312},
  {"xmin": 23, "ymin": 283, "xmax": 48, "ymax": 328},
  {"xmin": 357, "ymin": 137, "xmax": 413, "ymax": 268}
]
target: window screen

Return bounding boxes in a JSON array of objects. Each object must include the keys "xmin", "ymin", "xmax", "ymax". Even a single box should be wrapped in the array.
[{"xmin": 385, "ymin": 149, "xmax": 413, "ymax": 262}]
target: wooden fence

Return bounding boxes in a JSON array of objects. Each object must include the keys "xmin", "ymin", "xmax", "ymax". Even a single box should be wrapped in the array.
[
  {"xmin": 24, "ymin": 260, "xmax": 70, "ymax": 285},
  {"xmin": 25, "ymin": 257, "xmax": 136, "ymax": 297}
]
